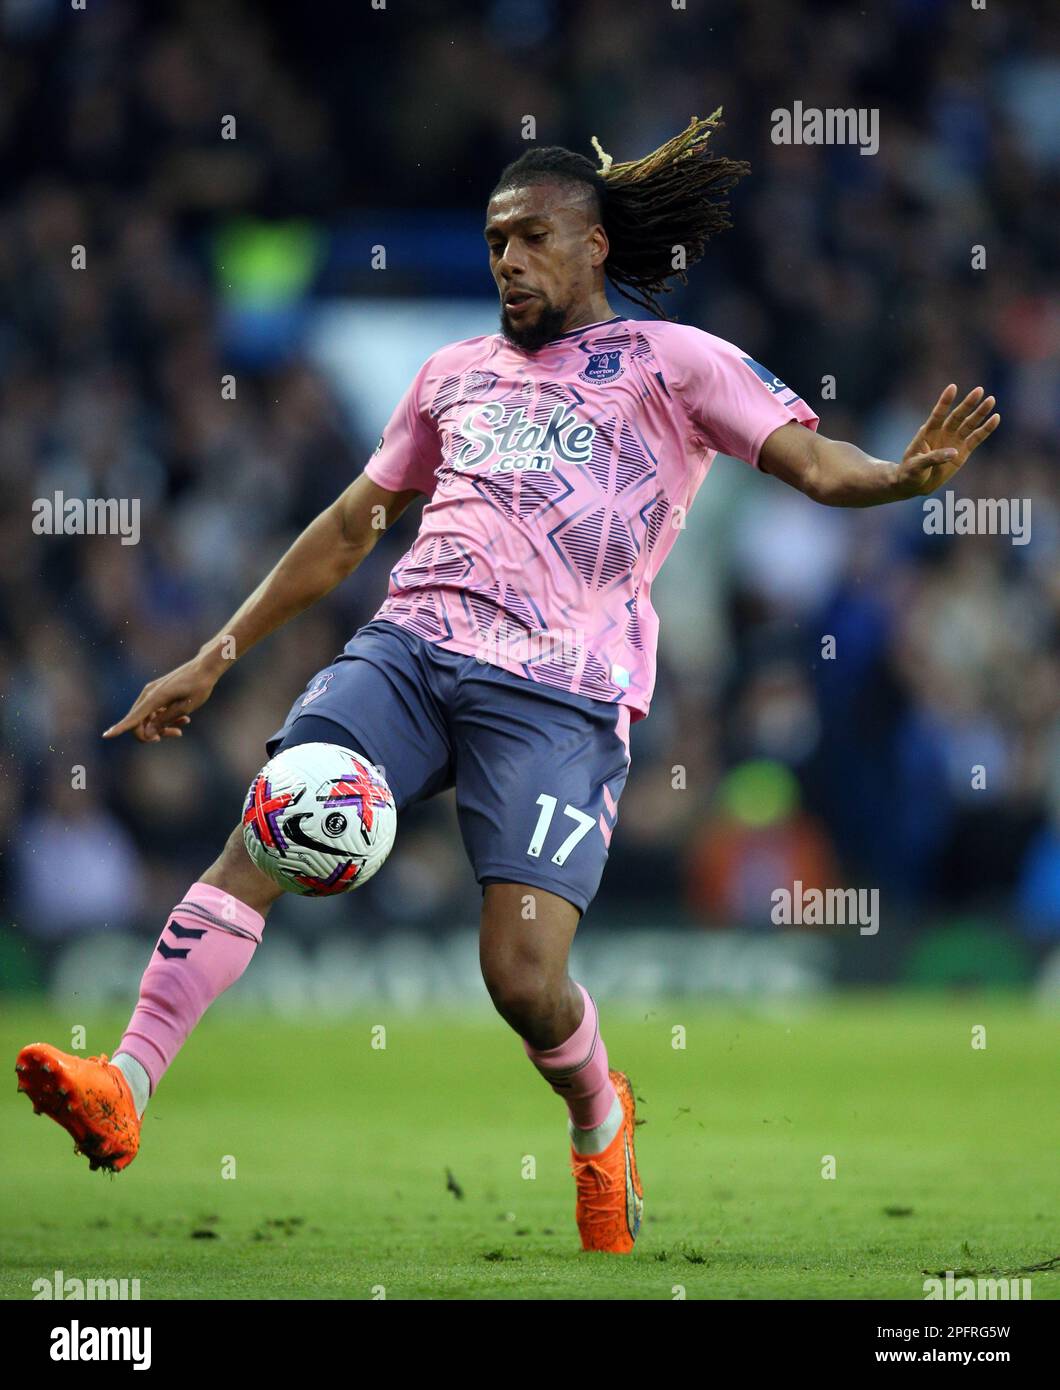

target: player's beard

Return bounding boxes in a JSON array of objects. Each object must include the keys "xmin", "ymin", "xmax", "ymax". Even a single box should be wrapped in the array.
[{"xmin": 499, "ymin": 296, "xmax": 571, "ymax": 351}]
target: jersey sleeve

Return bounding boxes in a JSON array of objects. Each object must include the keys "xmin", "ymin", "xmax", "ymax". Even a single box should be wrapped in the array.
[
  {"xmin": 363, "ymin": 354, "xmax": 443, "ymax": 496},
  {"xmin": 666, "ymin": 326, "xmax": 820, "ymax": 469}
]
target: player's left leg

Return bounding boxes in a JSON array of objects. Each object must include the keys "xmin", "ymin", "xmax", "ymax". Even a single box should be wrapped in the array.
[
  {"xmin": 479, "ymin": 882, "xmax": 643, "ymax": 1254},
  {"xmin": 451, "ymin": 656, "xmax": 640, "ymax": 1252}
]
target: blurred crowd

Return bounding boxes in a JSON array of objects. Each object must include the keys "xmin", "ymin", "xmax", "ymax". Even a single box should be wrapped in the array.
[{"xmin": 1, "ymin": 0, "xmax": 1057, "ymax": 952}]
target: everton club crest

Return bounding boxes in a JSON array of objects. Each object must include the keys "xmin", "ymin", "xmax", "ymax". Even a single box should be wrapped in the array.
[
  {"xmin": 578, "ymin": 349, "xmax": 624, "ymax": 384},
  {"xmin": 300, "ymin": 671, "xmax": 334, "ymax": 708}
]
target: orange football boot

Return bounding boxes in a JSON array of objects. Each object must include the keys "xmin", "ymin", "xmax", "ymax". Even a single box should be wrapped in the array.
[
  {"xmin": 15, "ymin": 1043, "xmax": 141, "ymax": 1172},
  {"xmin": 571, "ymin": 1069, "xmax": 643, "ymax": 1253}
]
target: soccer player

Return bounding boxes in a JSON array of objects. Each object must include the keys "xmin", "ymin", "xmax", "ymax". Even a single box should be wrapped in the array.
[{"xmin": 16, "ymin": 114, "xmax": 999, "ymax": 1255}]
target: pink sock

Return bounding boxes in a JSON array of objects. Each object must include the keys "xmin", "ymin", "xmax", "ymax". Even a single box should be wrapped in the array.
[
  {"xmin": 523, "ymin": 983, "xmax": 617, "ymax": 1130},
  {"xmin": 117, "ymin": 882, "xmax": 265, "ymax": 1095}
]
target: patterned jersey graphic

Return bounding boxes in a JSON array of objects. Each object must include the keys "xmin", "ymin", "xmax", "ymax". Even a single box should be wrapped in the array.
[{"xmin": 366, "ymin": 317, "xmax": 819, "ymax": 719}]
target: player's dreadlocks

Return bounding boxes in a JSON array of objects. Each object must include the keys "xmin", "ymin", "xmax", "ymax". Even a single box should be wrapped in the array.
[{"xmin": 491, "ymin": 110, "xmax": 750, "ymax": 319}]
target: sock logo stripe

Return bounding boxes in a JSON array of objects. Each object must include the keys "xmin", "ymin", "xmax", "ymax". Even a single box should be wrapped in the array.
[
  {"xmin": 156, "ymin": 939, "xmax": 190, "ymax": 960},
  {"xmin": 155, "ymin": 913, "xmax": 209, "ymax": 960},
  {"xmin": 173, "ymin": 900, "xmax": 260, "ymax": 942}
]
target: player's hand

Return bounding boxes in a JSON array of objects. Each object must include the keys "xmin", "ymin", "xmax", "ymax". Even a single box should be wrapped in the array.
[
  {"xmin": 896, "ymin": 384, "xmax": 1000, "ymax": 497},
  {"xmin": 102, "ymin": 654, "xmax": 222, "ymax": 743}
]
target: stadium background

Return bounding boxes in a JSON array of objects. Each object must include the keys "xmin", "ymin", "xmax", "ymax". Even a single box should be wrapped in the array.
[{"xmin": 1, "ymin": 0, "xmax": 1057, "ymax": 1007}]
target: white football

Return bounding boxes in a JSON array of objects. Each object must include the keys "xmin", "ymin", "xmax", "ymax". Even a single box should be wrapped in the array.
[{"xmin": 242, "ymin": 742, "xmax": 396, "ymax": 895}]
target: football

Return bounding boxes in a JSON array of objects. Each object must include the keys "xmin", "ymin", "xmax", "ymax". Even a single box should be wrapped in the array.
[{"xmin": 241, "ymin": 742, "xmax": 397, "ymax": 895}]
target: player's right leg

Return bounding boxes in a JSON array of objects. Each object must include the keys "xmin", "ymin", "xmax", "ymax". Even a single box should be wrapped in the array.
[
  {"xmin": 15, "ymin": 823, "xmax": 285, "ymax": 1172},
  {"xmin": 16, "ymin": 627, "xmax": 453, "ymax": 1172}
]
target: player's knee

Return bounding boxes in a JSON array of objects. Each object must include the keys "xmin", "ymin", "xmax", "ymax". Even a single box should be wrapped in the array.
[{"xmin": 481, "ymin": 956, "xmax": 557, "ymax": 1032}]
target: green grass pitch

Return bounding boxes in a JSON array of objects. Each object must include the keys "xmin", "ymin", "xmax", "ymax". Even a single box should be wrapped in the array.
[{"xmin": 1, "ymin": 995, "xmax": 1056, "ymax": 1300}]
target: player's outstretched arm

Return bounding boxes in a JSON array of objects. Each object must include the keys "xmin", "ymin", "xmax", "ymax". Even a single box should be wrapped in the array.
[
  {"xmin": 759, "ymin": 384, "xmax": 1000, "ymax": 507},
  {"xmin": 102, "ymin": 474, "xmax": 421, "ymax": 743}
]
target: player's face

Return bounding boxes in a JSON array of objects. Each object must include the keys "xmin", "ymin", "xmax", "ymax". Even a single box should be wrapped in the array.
[{"xmin": 485, "ymin": 182, "xmax": 607, "ymax": 350}]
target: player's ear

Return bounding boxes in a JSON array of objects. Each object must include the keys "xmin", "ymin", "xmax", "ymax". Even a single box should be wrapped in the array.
[{"xmin": 589, "ymin": 222, "xmax": 609, "ymax": 269}]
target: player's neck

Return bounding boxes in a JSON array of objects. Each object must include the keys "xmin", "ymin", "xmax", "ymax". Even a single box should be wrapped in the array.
[{"xmin": 560, "ymin": 298, "xmax": 617, "ymax": 335}]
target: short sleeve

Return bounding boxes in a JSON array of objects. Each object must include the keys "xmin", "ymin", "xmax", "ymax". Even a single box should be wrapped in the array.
[
  {"xmin": 363, "ymin": 355, "xmax": 443, "ymax": 496},
  {"xmin": 666, "ymin": 327, "xmax": 820, "ymax": 469}
]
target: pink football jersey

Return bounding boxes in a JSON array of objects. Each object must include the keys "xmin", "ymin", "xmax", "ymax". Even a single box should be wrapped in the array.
[{"xmin": 364, "ymin": 316, "xmax": 819, "ymax": 720}]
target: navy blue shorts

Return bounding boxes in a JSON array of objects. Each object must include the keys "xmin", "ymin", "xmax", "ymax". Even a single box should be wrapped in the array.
[{"xmin": 265, "ymin": 620, "xmax": 631, "ymax": 914}]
